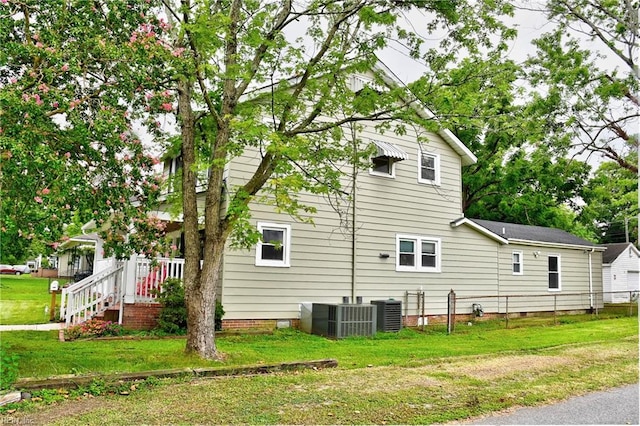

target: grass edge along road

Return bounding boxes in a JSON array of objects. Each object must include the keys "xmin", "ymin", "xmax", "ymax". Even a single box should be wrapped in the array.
[{"xmin": 1, "ymin": 317, "xmax": 638, "ymax": 424}]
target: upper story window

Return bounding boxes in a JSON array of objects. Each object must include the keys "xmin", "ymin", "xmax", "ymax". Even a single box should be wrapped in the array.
[
  {"xmin": 163, "ymin": 156, "xmax": 183, "ymax": 194},
  {"xmin": 417, "ymin": 149, "xmax": 440, "ymax": 185},
  {"xmin": 396, "ymin": 234, "xmax": 441, "ymax": 273},
  {"xmin": 548, "ymin": 254, "xmax": 561, "ymax": 291},
  {"xmin": 255, "ymin": 222, "xmax": 291, "ymax": 267},
  {"xmin": 371, "ymin": 156, "xmax": 394, "ymax": 176},
  {"xmin": 512, "ymin": 251, "xmax": 523, "ymax": 275},
  {"xmin": 163, "ymin": 156, "xmax": 209, "ymax": 193},
  {"xmin": 369, "ymin": 140, "xmax": 408, "ymax": 178}
]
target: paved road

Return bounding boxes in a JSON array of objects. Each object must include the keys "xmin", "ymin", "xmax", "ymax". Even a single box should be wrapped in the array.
[{"xmin": 471, "ymin": 384, "xmax": 639, "ymax": 425}]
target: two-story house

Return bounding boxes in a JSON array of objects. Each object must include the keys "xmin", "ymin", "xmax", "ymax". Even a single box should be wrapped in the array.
[{"xmin": 61, "ymin": 66, "xmax": 604, "ymax": 330}]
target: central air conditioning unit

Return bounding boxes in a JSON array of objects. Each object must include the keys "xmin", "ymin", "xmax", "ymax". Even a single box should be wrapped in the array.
[
  {"xmin": 311, "ymin": 303, "xmax": 376, "ymax": 339},
  {"xmin": 371, "ymin": 299, "xmax": 402, "ymax": 332}
]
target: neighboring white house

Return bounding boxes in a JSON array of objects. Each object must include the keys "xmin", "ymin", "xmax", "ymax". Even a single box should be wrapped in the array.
[
  {"xmin": 602, "ymin": 243, "xmax": 640, "ymax": 303},
  {"xmin": 64, "ymin": 66, "xmax": 605, "ymax": 330},
  {"xmin": 57, "ymin": 233, "xmax": 101, "ymax": 279}
]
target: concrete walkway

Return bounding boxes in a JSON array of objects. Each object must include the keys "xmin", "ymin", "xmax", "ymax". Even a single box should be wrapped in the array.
[{"xmin": 0, "ymin": 323, "xmax": 64, "ymax": 331}]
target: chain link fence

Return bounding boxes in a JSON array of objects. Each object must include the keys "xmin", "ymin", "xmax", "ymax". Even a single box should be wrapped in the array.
[{"xmin": 446, "ymin": 290, "xmax": 639, "ymax": 334}]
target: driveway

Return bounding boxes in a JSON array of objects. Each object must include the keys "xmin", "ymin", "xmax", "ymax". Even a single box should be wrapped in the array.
[{"xmin": 470, "ymin": 384, "xmax": 639, "ymax": 425}]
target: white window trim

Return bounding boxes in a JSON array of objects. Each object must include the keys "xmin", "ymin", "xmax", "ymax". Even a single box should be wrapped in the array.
[
  {"xmin": 369, "ymin": 156, "xmax": 396, "ymax": 178},
  {"xmin": 255, "ymin": 223, "xmax": 291, "ymax": 268},
  {"xmin": 512, "ymin": 250, "xmax": 523, "ymax": 275},
  {"xmin": 548, "ymin": 254, "xmax": 561, "ymax": 292},
  {"xmin": 417, "ymin": 149, "xmax": 441, "ymax": 186},
  {"xmin": 395, "ymin": 234, "xmax": 441, "ymax": 273}
]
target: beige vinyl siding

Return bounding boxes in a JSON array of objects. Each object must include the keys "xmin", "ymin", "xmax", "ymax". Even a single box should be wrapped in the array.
[
  {"xmin": 218, "ymin": 111, "xmax": 602, "ymax": 322},
  {"xmin": 222, "ymin": 190, "xmax": 353, "ymax": 319},
  {"xmin": 354, "ymin": 225, "xmax": 503, "ymax": 316},
  {"xmin": 221, "ymin": 119, "xmax": 473, "ymax": 320},
  {"xmin": 496, "ymin": 244, "xmax": 603, "ymax": 312}
]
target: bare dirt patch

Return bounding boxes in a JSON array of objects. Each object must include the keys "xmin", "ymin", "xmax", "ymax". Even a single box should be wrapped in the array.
[
  {"xmin": 1, "ymin": 395, "xmax": 124, "ymax": 426},
  {"xmin": 439, "ymin": 354, "xmax": 576, "ymax": 380},
  {"xmin": 311, "ymin": 366, "xmax": 442, "ymax": 394}
]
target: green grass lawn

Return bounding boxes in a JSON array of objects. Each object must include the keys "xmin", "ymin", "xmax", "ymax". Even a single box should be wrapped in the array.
[
  {"xmin": 0, "ymin": 317, "xmax": 637, "ymax": 424},
  {"xmin": 1, "ymin": 316, "xmax": 637, "ymax": 379},
  {"xmin": 0, "ymin": 275, "xmax": 59, "ymax": 325}
]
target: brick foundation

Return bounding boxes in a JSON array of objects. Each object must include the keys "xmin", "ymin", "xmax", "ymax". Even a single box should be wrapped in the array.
[
  {"xmin": 222, "ymin": 318, "xmax": 300, "ymax": 330},
  {"xmin": 117, "ymin": 307, "xmax": 590, "ymax": 332},
  {"xmin": 121, "ymin": 303, "xmax": 162, "ymax": 330}
]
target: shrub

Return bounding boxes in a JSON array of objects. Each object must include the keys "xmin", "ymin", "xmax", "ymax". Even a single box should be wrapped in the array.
[
  {"xmin": 0, "ymin": 344, "xmax": 19, "ymax": 390},
  {"xmin": 155, "ymin": 278, "xmax": 225, "ymax": 334},
  {"xmin": 155, "ymin": 278, "xmax": 187, "ymax": 334},
  {"xmin": 215, "ymin": 300, "xmax": 225, "ymax": 331},
  {"xmin": 64, "ymin": 318, "xmax": 124, "ymax": 341}
]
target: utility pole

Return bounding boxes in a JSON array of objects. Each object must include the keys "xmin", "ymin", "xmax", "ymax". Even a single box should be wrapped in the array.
[{"xmin": 625, "ymin": 217, "xmax": 630, "ymax": 243}]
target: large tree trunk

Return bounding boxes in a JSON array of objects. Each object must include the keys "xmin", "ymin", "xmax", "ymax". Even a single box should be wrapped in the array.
[
  {"xmin": 178, "ymin": 79, "xmax": 223, "ymax": 360},
  {"xmin": 184, "ymin": 241, "xmax": 224, "ymax": 359}
]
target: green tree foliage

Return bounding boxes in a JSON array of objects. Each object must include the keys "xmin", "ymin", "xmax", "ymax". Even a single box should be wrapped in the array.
[
  {"xmin": 580, "ymin": 154, "xmax": 638, "ymax": 244},
  {"xmin": 164, "ymin": 0, "xmax": 516, "ymax": 359},
  {"xmin": 425, "ymin": 55, "xmax": 592, "ymax": 236},
  {"xmin": 0, "ymin": 0, "xmax": 172, "ymax": 260},
  {"xmin": 2, "ymin": 0, "xmax": 515, "ymax": 359},
  {"xmin": 525, "ymin": 0, "xmax": 639, "ymax": 174}
]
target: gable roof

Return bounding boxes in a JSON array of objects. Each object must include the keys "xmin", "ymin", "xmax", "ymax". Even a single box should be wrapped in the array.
[
  {"xmin": 603, "ymin": 242, "xmax": 640, "ymax": 264},
  {"xmin": 451, "ymin": 217, "xmax": 604, "ymax": 250},
  {"xmin": 245, "ymin": 61, "xmax": 477, "ymax": 167},
  {"xmin": 372, "ymin": 61, "xmax": 477, "ymax": 166}
]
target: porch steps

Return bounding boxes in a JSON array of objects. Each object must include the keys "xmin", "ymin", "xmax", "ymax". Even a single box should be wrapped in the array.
[{"xmin": 93, "ymin": 306, "xmax": 120, "ymax": 323}]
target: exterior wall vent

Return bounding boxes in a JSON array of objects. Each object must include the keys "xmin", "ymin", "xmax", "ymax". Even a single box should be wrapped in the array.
[
  {"xmin": 371, "ymin": 300, "xmax": 402, "ymax": 332},
  {"xmin": 311, "ymin": 303, "xmax": 376, "ymax": 339}
]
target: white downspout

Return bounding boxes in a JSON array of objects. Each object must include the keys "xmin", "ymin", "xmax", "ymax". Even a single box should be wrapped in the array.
[
  {"xmin": 588, "ymin": 248, "xmax": 594, "ymax": 309},
  {"xmin": 350, "ymin": 131, "xmax": 358, "ymax": 304}
]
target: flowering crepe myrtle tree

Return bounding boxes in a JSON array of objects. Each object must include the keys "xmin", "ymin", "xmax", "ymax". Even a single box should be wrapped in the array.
[
  {"xmin": 2, "ymin": 0, "xmax": 514, "ymax": 359},
  {"xmin": 0, "ymin": 0, "xmax": 175, "ymax": 260}
]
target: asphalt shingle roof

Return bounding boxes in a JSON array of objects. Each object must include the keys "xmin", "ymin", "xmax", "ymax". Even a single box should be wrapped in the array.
[
  {"xmin": 602, "ymin": 243, "xmax": 633, "ymax": 264},
  {"xmin": 469, "ymin": 219, "xmax": 599, "ymax": 247}
]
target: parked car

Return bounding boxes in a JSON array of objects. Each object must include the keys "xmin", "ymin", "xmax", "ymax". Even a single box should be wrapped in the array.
[
  {"xmin": 12, "ymin": 265, "xmax": 31, "ymax": 274},
  {"xmin": 0, "ymin": 265, "xmax": 19, "ymax": 275}
]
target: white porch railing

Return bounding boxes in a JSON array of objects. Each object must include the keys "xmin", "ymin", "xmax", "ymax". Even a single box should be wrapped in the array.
[
  {"xmin": 134, "ymin": 257, "xmax": 185, "ymax": 302},
  {"xmin": 60, "ymin": 263, "xmax": 124, "ymax": 327}
]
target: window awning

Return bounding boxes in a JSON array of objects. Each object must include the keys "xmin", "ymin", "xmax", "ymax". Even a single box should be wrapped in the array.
[{"xmin": 371, "ymin": 140, "xmax": 408, "ymax": 161}]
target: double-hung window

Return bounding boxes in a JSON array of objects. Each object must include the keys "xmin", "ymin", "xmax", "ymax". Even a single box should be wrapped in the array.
[
  {"xmin": 512, "ymin": 251, "xmax": 523, "ymax": 275},
  {"xmin": 548, "ymin": 255, "xmax": 561, "ymax": 291},
  {"xmin": 396, "ymin": 234, "xmax": 441, "ymax": 272},
  {"xmin": 255, "ymin": 223, "xmax": 291, "ymax": 267},
  {"xmin": 417, "ymin": 149, "xmax": 440, "ymax": 185}
]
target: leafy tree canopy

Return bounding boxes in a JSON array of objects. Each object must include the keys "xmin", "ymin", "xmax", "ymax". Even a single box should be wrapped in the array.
[
  {"xmin": 423, "ymin": 54, "xmax": 592, "ymax": 237},
  {"xmin": 2, "ymin": 0, "xmax": 517, "ymax": 359},
  {"xmin": 525, "ymin": 0, "xmax": 639, "ymax": 173},
  {"xmin": 1, "ymin": 0, "xmax": 176, "ymax": 260},
  {"xmin": 580, "ymin": 153, "xmax": 638, "ymax": 244}
]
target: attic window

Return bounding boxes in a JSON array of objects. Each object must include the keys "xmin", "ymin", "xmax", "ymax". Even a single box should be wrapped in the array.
[{"xmin": 369, "ymin": 140, "xmax": 408, "ymax": 178}]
